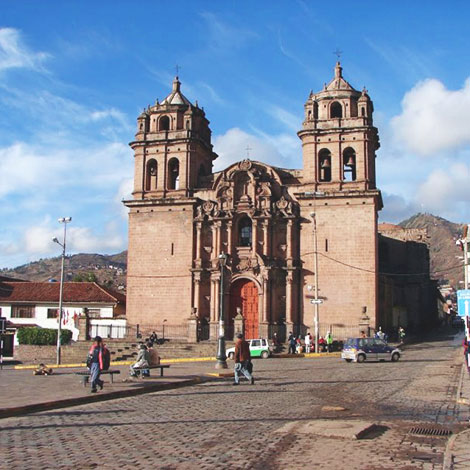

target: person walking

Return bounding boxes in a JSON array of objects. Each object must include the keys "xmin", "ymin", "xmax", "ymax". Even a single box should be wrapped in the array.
[
  {"xmin": 288, "ymin": 332, "xmax": 296, "ymax": 354},
  {"xmin": 233, "ymin": 333, "xmax": 254, "ymax": 385},
  {"xmin": 326, "ymin": 331, "xmax": 333, "ymax": 353},
  {"xmin": 398, "ymin": 326, "xmax": 406, "ymax": 343},
  {"xmin": 88, "ymin": 336, "xmax": 105, "ymax": 393}
]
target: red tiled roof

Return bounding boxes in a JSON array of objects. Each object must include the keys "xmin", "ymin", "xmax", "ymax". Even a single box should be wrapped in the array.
[{"xmin": 0, "ymin": 282, "xmax": 126, "ymax": 305}]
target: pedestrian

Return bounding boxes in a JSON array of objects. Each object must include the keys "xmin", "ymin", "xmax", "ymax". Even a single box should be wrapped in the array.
[
  {"xmin": 149, "ymin": 331, "xmax": 158, "ymax": 346},
  {"xmin": 288, "ymin": 331, "xmax": 296, "ymax": 354},
  {"xmin": 398, "ymin": 326, "xmax": 406, "ymax": 343},
  {"xmin": 88, "ymin": 336, "xmax": 106, "ymax": 393},
  {"xmin": 463, "ymin": 337, "xmax": 470, "ymax": 375},
  {"xmin": 305, "ymin": 332, "xmax": 311, "ymax": 353},
  {"xmin": 319, "ymin": 336, "xmax": 326, "ymax": 352},
  {"xmin": 233, "ymin": 333, "xmax": 254, "ymax": 385},
  {"xmin": 130, "ymin": 344, "xmax": 150, "ymax": 377},
  {"xmin": 272, "ymin": 332, "xmax": 279, "ymax": 353},
  {"xmin": 296, "ymin": 336, "xmax": 303, "ymax": 354},
  {"xmin": 326, "ymin": 331, "xmax": 333, "ymax": 353}
]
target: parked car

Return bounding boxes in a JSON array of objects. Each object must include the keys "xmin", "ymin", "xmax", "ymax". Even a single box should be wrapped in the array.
[
  {"xmin": 341, "ymin": 337, "xmax": 401, "ymax": 363},
  {"xmin": 226, "ymin": 338, "xmax": 272, "ymax": 359}
]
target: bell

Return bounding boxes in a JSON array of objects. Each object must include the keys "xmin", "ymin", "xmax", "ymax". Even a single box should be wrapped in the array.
[
  {"xmin": 321, "ymin": 158, "xmax": 331, "ymax": 169},
  {"xmin": 345, "ymin": 156, "xmax": 355, "ymax": 166}
]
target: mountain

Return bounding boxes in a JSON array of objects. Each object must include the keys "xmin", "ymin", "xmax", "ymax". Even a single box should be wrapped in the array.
[
  {"xmin": 0, "ymin": 251, "xmax": 128, "ymax": 292},
  {"xmin": 1, "ymin": 213, "xmax": 467, "ymax": 291},
  {"xmin": 398, "ymin": 213, "xmax": 465, "ymax": 287}
]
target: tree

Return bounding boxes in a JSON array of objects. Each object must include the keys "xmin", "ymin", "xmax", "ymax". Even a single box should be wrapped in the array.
[{"xmin": 72, "ymin": 272, "xmax": 98, "ymax": 282}]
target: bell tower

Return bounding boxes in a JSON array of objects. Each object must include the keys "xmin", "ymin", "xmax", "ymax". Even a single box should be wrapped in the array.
[
  {"xmin": 298, "ymin": 62, "xmax": 379, "ymax": 191},
  {"xmin": 130, "ymin": 76, "xmax": 217, "ymax": 199}
]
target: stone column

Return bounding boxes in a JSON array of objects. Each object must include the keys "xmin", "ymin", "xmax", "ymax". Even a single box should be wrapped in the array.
[
  {"xmin": 226, "ymin": 221, "xmax": 232, "ymax": 254},
  {"xmin": 252, "ymin": 219, "xmax": 258, "ymax": 255},
  {"xmin": 187, "ymin": 309, "xmax": 198, "ymax": 343},
  {"xmin": 262, "ymin": 220, "xmax": 270, "ymax": 257},
  {"xmin": 285, "ymin": 273, "xmax": 294, "ymax": 334},
  {"xmin": 286, "ymin": 219, "xmax": 293, "ymax": 261},
  {"xmin": 78, "ymin": 312, "xmax": 89, "ymax": 341},
  {"xmin": 259, "ymin": 276, "xmax": 270, "ymax": 338},
  {"xmin": 209, "ymin": 277, "xmax": 220, "ymax": 340},
  {"xmin": 215, "ymin": 221, "xmax": 222, "ymax": 255},
  {"xmin": 195, "ymin": 222, "xmax": 202, "ymax": 264},
  {"xmin": 193, "ymin": 277, "xmax": 201, "ymax": 317}
]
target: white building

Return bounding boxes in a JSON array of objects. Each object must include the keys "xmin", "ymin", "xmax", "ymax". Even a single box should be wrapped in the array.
[{"xmin": 0, "ymin": 281, "xmax": 126, "ymax": 347}]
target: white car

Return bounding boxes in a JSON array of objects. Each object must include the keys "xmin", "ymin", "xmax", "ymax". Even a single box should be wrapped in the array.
[{"xmin": 226, "ymin": 338, "xmax": 272, "ymax": 359}]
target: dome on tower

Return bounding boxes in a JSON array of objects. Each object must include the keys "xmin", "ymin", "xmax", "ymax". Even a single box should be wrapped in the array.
[
  {"xmin": 161, "ymin": 76, "xmax": 192, "ymax": 106},
  {"xmin": 324, "ymin": 62, "xmax": 356, "ymax": 92}
]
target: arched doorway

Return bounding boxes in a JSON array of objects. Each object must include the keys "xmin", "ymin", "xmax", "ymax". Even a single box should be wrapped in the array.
[{"xmin": 230, "ymin": 279, "xmax": 259, "ymax": 339}]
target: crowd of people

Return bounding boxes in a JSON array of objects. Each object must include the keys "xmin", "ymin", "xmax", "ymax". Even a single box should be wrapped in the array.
[{"xmin": 286, "ymin": 331, "xmax": 334, "ymax": 354}]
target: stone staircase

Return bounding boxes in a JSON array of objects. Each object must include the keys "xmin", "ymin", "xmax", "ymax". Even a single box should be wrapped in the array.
[{"xmin": 60, "ymin": 339, "xmax": 235, "ymax": 364}]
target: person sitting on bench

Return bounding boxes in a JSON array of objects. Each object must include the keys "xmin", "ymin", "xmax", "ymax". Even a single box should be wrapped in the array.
[
  {"xmin": 130, "ymin": 344, "xmax": 149, "ymax": 377},
  {"xmin": 34, "ymin": 363, "xmax": 53, "ymax": 375},
  {"xmin": 140, "ymin": 341, "xmax": 161, "ymax": 377}
]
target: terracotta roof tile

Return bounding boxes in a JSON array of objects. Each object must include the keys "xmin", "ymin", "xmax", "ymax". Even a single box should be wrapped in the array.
[{"xmin": 0, "ymin": 282, "xmax": 126, "ymax": 305}]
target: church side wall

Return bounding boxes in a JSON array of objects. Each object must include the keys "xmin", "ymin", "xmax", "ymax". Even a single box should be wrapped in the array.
[
  {"xmin": 126, "ymin": 205, "xmax": 194, "ymax": 328},
  {"xmin": 299, "ymin": 196, "xmax": 378, "ymax": 337}
]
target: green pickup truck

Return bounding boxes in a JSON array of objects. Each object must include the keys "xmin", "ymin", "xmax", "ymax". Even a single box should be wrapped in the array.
[{"xmin": 226, "ymin": 338, "xmax": 272, "ymax": 359}]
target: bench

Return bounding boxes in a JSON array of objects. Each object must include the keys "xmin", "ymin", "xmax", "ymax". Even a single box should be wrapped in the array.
[
  {"xmin": 131, "ymin": 364, "xmax": 170, "ymax": 378},
  {"xmin": 75, "ymin": 369, "xmax": 121, "ymax": 387}
]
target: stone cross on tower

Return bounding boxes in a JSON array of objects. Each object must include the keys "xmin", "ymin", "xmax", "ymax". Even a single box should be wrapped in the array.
[
  {"xmin": 245, "ymin": 145, "xmax": 252, "ymax": 158},
  {"xmin": 333, "ymin": 48, "xmax": 342, "ymax": 60}
]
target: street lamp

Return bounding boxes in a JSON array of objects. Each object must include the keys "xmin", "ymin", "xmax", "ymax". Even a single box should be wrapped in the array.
[
  {"xmin": 215, "ymin": 251, "xmax": 228, "ymax": 369},
  {"xmin": 52, "ymin": 217, "xmax": 72, "ymax": 365},
  {"xmin": 309, "ymin": 191, "xmax": 324, "ymax": 354}
]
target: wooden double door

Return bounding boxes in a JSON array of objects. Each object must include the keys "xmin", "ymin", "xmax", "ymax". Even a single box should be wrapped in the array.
[{"xmin": 229, "ymin": 279, "xmax": 259, "ymax": 339}]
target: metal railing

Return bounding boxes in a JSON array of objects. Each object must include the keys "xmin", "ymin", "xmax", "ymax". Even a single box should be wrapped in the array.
[{"xmin": 89, "ymin": 324, "xmax": 129, "ymax": 339}]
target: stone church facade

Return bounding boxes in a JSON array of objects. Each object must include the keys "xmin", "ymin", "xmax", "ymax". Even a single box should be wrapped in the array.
[{"xmin": 124, "ymin": 63, "xmax": 383, "ymax": 340}]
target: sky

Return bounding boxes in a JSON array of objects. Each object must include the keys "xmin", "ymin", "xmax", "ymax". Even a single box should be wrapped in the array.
[{"xmin": 1, "ymin": 0, "xmax": 470, "ymax": 268}]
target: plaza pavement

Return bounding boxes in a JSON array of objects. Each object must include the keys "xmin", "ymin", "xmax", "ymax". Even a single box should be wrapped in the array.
[{"xmin": 0, "ymin": 331, "xmax": 469, "ymax": 469}]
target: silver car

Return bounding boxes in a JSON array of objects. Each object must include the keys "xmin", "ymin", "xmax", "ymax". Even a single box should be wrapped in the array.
[{"xmin": 341, "ymin": 337, "xmax": 401, "ymax": 363}]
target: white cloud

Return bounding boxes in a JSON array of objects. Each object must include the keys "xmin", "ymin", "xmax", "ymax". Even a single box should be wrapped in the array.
[
  {"xmin": 212, "ymin": 127, "xmax": 301, "ymax": 171},
  {"xmin": 415, "ymin": 162, "xmax": 470, "ymax": 214},
  {"xmin": 115, "ymin": 178, "xmax": 133, "ymax": 219},
  {"xmin": 391, "ymin": 78, "xmax": 470, "ymax": 155},
  {"xmin": 21, "ymin": 219, "xmax": 125, "ymax": 257},
  {"xmin": 0, "ymin": 141, "xmax": 131, "ymax": 198},
  {"xmin": 0, "ymin": 28, "xmax": 49, "ymax": 73},
  {"xmin": 379, "ymin": 193, "xmax": 419, "ymax": 223}
]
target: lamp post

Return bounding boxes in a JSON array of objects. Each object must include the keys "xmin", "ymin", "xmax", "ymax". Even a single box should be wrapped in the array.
[
  {"xmin": 215, "ymin": 251, "xmax": 228, "ymax": 369},
  {"xmin": 52, "ymin": 216, "xmax": 72, "ymax": 365},
  {"xmin": 309, "ymin": 191, "xmax": 324, "ymax": 354}
]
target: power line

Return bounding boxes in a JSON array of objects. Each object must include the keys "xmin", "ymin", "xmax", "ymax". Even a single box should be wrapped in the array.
[{"xmin": 300, "ymin": 250, "xmax": 468, "ymax": 278}]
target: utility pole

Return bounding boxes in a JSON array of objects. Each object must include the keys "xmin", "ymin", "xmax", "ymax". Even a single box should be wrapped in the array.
[
  {"xmin": 52, "ymin": 217, "xmax": 72, "ymax": 365},
  {"xmin": 309, "ymin": 191, "xmax": 324, "ymax": 354}
]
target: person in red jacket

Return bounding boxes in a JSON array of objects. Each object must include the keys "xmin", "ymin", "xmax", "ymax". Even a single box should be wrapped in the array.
[
  {"xmin": 88, "ymin": 336, "xmax": 105, "ymax": 393},
  {"xmin": 233, "ymin": 333, "xmax": 254, "ymax": 385}
]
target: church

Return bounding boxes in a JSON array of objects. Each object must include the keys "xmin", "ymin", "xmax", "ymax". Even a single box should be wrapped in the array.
[{"xmin": 124, "ymin": 63, "xmax": 384, "ymax": 341}]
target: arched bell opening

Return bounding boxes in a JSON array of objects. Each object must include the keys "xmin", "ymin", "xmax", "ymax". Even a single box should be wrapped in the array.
[{"xmin": 318, "ymin": 149, "xmax": 332, "ymax": 182}]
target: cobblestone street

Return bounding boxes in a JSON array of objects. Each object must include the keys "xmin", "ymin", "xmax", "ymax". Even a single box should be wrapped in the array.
[{"xmin": 1, "ymin": 332, "xmax": 468, "ymax": 470}]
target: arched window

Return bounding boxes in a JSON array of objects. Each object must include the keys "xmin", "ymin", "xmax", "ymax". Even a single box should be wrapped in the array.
[
  {"xmin": 159, "ymin": 115, "xmax": 170, "ymax": 131},
  {"xmin": 145, "ymin": 159, "xmax": 158, "ymax": 191},
  {"xmin": 343, "ymin": 147, "xmax": 356, "ymax": 182},
  {"xmin": 168, "ymin": 158, "xmax": 179, "ymax": 190},
  {"xmin": 318, "ymin": 149, "xmax": 332, "ymax": 182},
  {"xmin": 313, "ymin": 101, "xmax": 319, "ymax": 119},
  {"xmin": 330, "ymin": 101, "xmax": 342, "ymax": 118},
  {"xmin": 239, "ymin": 217, "xmax": 252, "ymax": 247}
]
